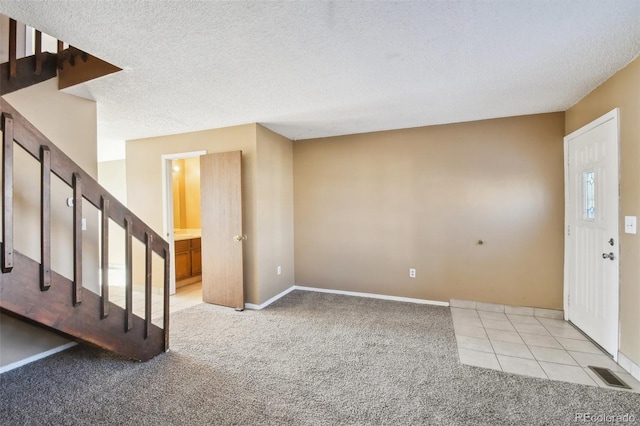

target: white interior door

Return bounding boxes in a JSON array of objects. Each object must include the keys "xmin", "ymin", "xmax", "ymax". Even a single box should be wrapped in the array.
[{"xmin": 564, "ymin": 109, "xmax": 619, "ymax": 359}]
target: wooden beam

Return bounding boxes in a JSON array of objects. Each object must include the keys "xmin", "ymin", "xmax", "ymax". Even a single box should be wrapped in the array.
[
  {"xmin": 2, "ymin": 113, "xmax": 14, "ymax": 272},
  {"xmin": 40, "ymin": 146, "xmax": 51, "ymax": 290},
  {"xmin": 72, "ymin": 172, "xmax": 83, "ymax": 306},
  {"xmin": 101, "ymin": 197, "xmax": 110, "ymax": 318},
  {"xmin": 145, "ymin": 232, "xmax": 153, "ymax": 339},
  {"xmin": 9, "ymin": 19, "xmax": 17, "ymax": 78}
]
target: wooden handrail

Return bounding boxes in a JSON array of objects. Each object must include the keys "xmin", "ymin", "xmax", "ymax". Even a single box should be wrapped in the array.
[{"xmin": 1, "ymin": 98, "xmax": 170, "ymax": 353}]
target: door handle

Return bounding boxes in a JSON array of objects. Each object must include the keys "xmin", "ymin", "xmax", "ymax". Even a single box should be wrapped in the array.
[
  {"xmin": 233, "ymin": 234, "xmax": 247, "ymax": 242},
  {"xmin": 601, "ymin": 252, "xmax": 615, "ymax": 260}
]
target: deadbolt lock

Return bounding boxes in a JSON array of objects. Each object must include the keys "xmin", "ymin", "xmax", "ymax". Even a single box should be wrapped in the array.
[{"xmin": 608, "ymin": 238, "xmax": 615, "ymax": 246}]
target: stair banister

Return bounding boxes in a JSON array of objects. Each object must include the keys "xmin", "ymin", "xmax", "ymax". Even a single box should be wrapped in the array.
[{"xmin": 1, "ymin": 98, "xmax": 170, "ymax": 361}]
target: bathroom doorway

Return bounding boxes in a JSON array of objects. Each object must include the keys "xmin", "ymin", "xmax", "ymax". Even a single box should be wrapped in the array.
[{"xmin": 161, "ymin": 151, "xmax": 206, "ymax": 295}]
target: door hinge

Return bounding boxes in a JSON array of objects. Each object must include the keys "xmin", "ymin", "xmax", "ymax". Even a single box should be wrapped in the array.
[{"xmin": 567, "ymin": 225, "xmax": 571, "ymax": 236}]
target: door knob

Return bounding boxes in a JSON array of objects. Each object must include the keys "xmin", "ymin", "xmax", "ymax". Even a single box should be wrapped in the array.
[
  {"xmin": 233, "ymin": 234, "xmax": 247, "ymax": 242},
  {"xmin": 602, "ymin": 252, "xmax": 615, "ymax": 260}
]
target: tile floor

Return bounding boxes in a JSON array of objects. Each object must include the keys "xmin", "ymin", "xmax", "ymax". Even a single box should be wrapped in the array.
[
  {"xmin": 108, "ymin": 274, "xmax": 203, "ymax": 327},
  {"xmin": 450, "ymin": 301, "xmax": 640, "ymax": 393}
]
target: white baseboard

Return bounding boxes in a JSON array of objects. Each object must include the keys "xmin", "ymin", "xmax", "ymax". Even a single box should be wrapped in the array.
[
  {"xmin": 244, "ymin": 285, "xmax": 449, "ymax": 310},
  {"xmin": 617, "ymin": 351, "xmax": 640, "ymax": 382},
  {"xmin": 0, "ymin": 342, "xmax": 77, "ymax": 374},
  {"xmin": 294, "ymin": 286, "xmax": 449, "ymax": 307},
  {"xmin": 244, "ymin": 286, "xmax": 297, "ymax": 310}
]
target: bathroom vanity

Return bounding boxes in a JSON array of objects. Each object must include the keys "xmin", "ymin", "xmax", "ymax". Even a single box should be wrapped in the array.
[{"xmin": 174, "ymin": 233, "xmax": 202, "ymax": 286}]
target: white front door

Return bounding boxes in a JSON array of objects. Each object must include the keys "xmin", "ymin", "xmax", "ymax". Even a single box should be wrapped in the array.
[{"xmin": 564, "ymin": 109, "xmax": 619, "ymax": 359}]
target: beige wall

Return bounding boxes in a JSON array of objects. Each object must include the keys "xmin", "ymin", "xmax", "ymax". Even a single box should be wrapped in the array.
[
  {"xmin": 184, "ymin": 157, "xmax": 202, "ymax": 229},
  {"xmin": 294, "ymin": 113, "xmax": 565, "ymax": 308},
  {"xmin": 126, "ymin": 124, "xmax": 295, "ymax": 305},
  {"xmin": 565, "ymin": 57, "xmax": 640, "ymax": 367},
  {"xmin": 1, "ymin": 79, "xmax": 98, "ymax": 367},
  {"xmin": 171, "ymin": 157, "xmax": 201, "ymax": 230},
  {"xmin": 172, "ymin": 159, "xmax": 186, "ymax": 228},
  {"xmin": 4, "ymin": 80, "xmax": 100, "ymax": 290},
  {"xmin": 256, "ymin": 124, "xmax": 295, "ymax": 302},
  {"xmin": 126, "ymin": 124, "xmax": 260, "ymax": 301}
]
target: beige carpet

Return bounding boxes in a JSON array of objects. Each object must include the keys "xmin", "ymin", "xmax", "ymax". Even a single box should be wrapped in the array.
[{"xmin": 1, "ymin": 290, "xmax": 638, "ymax": 425}]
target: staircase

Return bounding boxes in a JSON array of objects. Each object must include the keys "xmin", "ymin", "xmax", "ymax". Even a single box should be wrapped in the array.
[
  {"xmin": 1, "ymin": 17, "xmax": 121, "ymax": 96},
  {"xmin": 0, "ymin": 19, "xmax": 169, "ymax": 362}
]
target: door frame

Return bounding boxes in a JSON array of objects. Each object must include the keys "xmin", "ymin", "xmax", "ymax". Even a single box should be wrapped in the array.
[
  {"xmin": 563, "ymin": 108, "xmax": 620, "ymax": 360},
  {"xmin": 161, "ymin": 150, "xmax": 206, "ymax": 295}
]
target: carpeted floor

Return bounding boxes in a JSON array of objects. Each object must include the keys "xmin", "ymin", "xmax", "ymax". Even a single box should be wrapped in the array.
[{"xmin": 1, "ymin": 290, "xmax": 639, "ymax": 425}]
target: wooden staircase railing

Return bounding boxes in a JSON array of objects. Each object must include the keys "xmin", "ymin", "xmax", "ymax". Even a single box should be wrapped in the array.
[
  {"xmin": 0, "ymin": 98, "xmax": 170, "ymax": 361},
  {"xmin": 1, "ymin": 17, "xmax": 121, "ymax": 96}
]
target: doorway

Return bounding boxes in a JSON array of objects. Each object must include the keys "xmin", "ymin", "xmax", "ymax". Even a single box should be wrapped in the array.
[
  {"xmin": 161, "ymin": 151, "xmax": 206, "ymax": 295},
  {"xmin": 564, "ymin": 108, "xmax": 620, "ymax": 359},
  {"xmin": 161, "ymin": 150, "xmax": 245, "ymax": 309}
]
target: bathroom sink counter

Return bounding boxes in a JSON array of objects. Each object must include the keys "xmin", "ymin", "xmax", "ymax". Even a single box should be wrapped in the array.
[{"xmin": 174, "ymin": 229, "xmax": 202, "ymax": 241}]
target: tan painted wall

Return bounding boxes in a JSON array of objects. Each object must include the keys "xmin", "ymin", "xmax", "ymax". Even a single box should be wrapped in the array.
[
  {"xmin": 565, "ymin": 57, "xmax": 640, "ymax": 367},
  {"xmin": 125, "ymin": 125, "xmax": 259, "ymax": 302},
  {"xmin": 256, "ymin": 124, "xmax": 295, "ymax": 302},
  {"xmin": 172, "ymin": 159, "xmax": 186, "ymax": 228},
  {"xmin": 294, "ymin": 113, "xmax": 565, "ymax": 308},
  {"xmin": 170, "ymin": 157, "xmax": 201, "ymax": 230},
  {"xmin": 1, "ymin": 79, "xmax": 97, "ymax": 367},
  {"xmin": 98, "ymin": 159, "xmax": 127, "ymax": 267},
  {"xmin": 184, "ymin": 157, "xmax": 201, "ymax": 229}
]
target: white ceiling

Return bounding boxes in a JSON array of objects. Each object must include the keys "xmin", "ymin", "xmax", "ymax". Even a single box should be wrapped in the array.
[{"xmin": 1, "ymin": 1, "xmax": 640, "ymax": 160}]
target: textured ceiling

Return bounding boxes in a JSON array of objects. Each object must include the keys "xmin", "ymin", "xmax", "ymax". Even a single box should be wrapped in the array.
[{"xmin": 1, "ymin": 1, "xmax": 640, "ymax": 160}]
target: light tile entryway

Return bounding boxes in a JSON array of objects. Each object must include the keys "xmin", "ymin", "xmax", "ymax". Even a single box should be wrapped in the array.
[
  {"xmin": 450, "ymin": 300, "xmax": 640, "ymax": 393},
  {"xmin": 108, "ymin": 266, "xmax": 202, "ymax": 326}
]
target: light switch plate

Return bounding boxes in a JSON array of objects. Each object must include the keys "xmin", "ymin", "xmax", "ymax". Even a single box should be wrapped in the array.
[{"xmin": 625, "ymin": 216, "xmax": 637, "ymax": 234}]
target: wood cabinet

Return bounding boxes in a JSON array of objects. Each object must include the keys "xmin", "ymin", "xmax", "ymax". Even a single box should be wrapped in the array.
[{"xmin": 175, "ymin": 237, "xmax": 201, "ymax": 283}]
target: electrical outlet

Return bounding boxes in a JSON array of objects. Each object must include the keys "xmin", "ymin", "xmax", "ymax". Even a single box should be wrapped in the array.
[
  {"xmin": 277, "ymin": 265, "xmax": 282, "ymax": 275},
  {"xmin": 409, "ymin": 268, "xmax": 416, "ymax": 278}
]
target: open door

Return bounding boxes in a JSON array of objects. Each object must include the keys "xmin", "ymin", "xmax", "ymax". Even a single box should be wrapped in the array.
[{"xmin": 200, "ymin": 151, "xmax": 245, "ymax": 309}]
